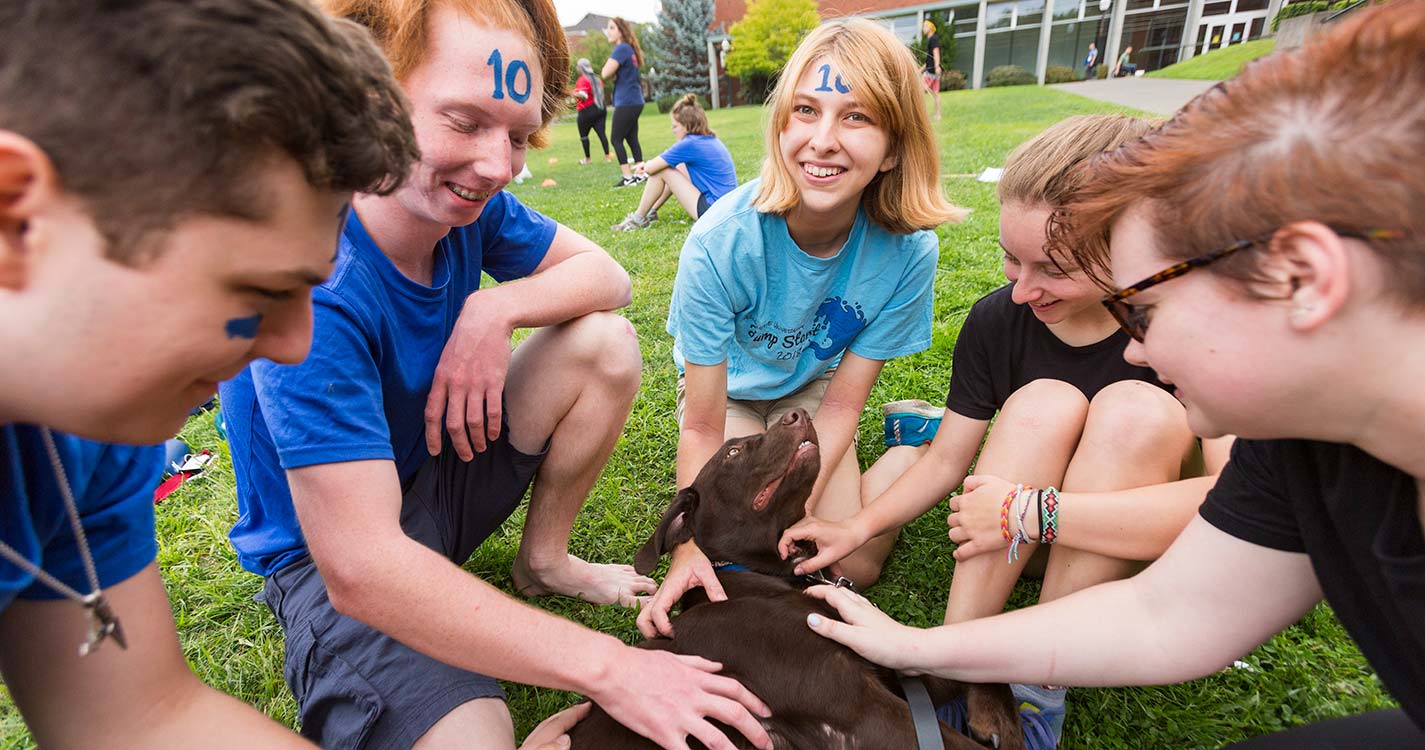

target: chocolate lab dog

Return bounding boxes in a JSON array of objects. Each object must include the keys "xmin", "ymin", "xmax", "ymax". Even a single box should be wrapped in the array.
[{"xmin": 567, "ymin": 408, "xmax": 1024, "ymax": 750}]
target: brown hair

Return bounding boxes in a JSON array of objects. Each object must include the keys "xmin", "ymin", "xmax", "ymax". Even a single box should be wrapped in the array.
[
  {"xmin": 0, "ymin": 0, "xmax": 418, "ymax": 265},
  {"xmin": 672, "ymin": 94, "xmax": 713, "ymax": 136},
  {"xmin": 1050, "ymin": 0, "xmax": 1425, "ymax": 308},
  {"xmin": 999, "ymin": 114, "xmax": 1157, "ymax": 207},
  {"xmin": 755, "ymin": 19, "xmax": 966, "ymax": 234},
  {"xmin": 322, "ymin": 0, "xmax": 570, "ymax": 148},
  {"xmin": 612, "ymin": 17, "xmax": 644, "ymax": 68}
]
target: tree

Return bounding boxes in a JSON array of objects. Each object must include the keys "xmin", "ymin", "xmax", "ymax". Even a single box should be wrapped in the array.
[
  {"xmin": 726, "ymin": 0, "xmax": 820, "ymax": 103},
  {"xmin": 648, "ymin": 0, "xmax": 714, "ymax": 100}
]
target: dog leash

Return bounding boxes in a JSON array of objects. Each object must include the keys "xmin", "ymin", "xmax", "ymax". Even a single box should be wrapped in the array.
[{"xmin": 898, "ymin": 672, "xmax": 945, "ymax": 750}]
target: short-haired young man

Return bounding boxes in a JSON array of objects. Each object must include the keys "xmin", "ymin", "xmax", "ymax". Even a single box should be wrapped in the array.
[
  {"xmin": 220, "ymin": 1, "xmax": 775, "ymax": 748},
  {"xmin": 0, "ymin": 0, "xmax": 419, "ymax": 746}
]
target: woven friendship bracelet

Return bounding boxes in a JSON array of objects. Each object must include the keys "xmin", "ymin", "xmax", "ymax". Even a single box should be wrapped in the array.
[
  {"xmin": 1042, "ymin": 486, "xmax": 1059, "ymax": 545},
  {"xmin": 999, "ymin": 484, "xmax": 1020, "ymax": 543}
]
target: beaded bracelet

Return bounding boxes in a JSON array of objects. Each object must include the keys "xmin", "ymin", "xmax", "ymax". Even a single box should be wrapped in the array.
[{"xmin": 1041, "ymin": 486, "xmax": 1060, "ymax": 545}]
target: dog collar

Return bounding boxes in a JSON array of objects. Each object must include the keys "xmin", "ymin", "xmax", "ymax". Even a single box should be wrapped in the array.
[{"xmin": 710, "ymin": 561, "xmax": 750, "ymax": 572}]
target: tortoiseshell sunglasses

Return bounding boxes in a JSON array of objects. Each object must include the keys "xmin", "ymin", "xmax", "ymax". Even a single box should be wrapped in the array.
[{"xmin": 1102, "ymin": 228, "xmax": 1403, "ymax": 342}]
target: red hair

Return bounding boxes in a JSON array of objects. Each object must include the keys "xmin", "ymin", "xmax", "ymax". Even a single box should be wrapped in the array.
[{"xmin": 1051, "ymin": 0, "xmax": 1425, "ymax": 309}]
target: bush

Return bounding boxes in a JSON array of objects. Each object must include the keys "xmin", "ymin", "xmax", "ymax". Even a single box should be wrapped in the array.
[
  {"xmin": 941, "ymin": 69, "xmax": 968, "ymax": 91},
  {"xmin": 986, "ymin": 64, "xmax": 1036, "ymax": 87},
  {"xmin": 1270, "ymin": 0, "xmax": 1353, "ymax": 30},
  {"xmin": 1044, "ymin": 65, "xmax": 1080, "ymax": 84}
]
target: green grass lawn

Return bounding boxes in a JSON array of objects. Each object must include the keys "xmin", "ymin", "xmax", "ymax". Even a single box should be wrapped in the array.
[
  {"xmin": 0, "ymin": 86, "xmax": 1396, "ymax": 749},
  {"xmin": 1148, "ymin": 39, "xmax": 1276, "ymax": 80}
]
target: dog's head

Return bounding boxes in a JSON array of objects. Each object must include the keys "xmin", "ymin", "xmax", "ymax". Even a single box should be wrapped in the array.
[{"xmin": 635, "ymin": 408, "xmax": 820, "ymax": 577}]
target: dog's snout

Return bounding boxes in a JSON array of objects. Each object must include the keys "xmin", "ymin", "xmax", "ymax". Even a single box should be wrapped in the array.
[{"xmin": 781, "ymin": 408, "xmax": 807, "ymax": 426}]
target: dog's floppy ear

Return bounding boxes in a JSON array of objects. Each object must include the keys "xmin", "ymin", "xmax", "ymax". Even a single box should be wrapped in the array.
[{"xmin": 634, "ymin": 487, "xmax": 699, "ymax": 575}]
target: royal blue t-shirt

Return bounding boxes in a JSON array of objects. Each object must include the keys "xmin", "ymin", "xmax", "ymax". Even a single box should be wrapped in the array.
[
  {"xmin": 610, "ymin": 42, "xmax": 643, "ymax": 107},
  {"xmin": 222, "ymin": 191, "xmax": 556, "ymax": 577},
  {"xmin": 661, "ymin": 134, "xmax": 738, "ymax": 205},
  {"xmin": 1, "ymin": 425, "xmax": 159, "ymax": 613},
  {"xmin": 666, "ymin": 180, "xmax": 939, "ymax": 401}
]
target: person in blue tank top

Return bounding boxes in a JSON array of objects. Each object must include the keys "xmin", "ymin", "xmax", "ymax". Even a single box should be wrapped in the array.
[
  {"xmin": 0, "ymin": 1, "xmax": 420, "ymax": 747},
  {"xmin": 220, "ymin": 2, "xmax": 774, "ymax": 750},
  {"xmin": 637, "ymin": 19, "xmax": 967, "ymax": 638},
  {"xmin": 602, "ymin": 16, "xmax": 648, "ymax": 187},
  {"xmin": 612, "ymin": 94, "xmax": 739, "ymax": 231}
]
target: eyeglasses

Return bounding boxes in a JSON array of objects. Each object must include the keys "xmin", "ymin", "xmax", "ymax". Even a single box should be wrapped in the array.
[{"xmin": 1102, "ymin": 228, "xmax": 1403, "ymax": 342}]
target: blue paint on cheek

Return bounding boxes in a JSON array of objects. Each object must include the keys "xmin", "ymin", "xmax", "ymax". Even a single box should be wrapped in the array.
[{"xmin": 225, "ymin": 315, "xmax": 262, "ymax": 339}]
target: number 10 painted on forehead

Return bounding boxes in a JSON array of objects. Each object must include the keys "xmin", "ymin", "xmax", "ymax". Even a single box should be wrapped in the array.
[
  {"xmin": 486, "ymin": 49, "xmax": 533, "ymax": 104},
  {"xmin": 815, "ymin": 63, "xmax": 851, "ymax": 94}
]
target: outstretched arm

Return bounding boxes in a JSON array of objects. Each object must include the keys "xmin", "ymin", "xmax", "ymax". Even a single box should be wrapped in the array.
[
  {"xmin": 779, "ymin": 410, "xmax": 988, "ymax": 574},
  {"xmin": 291, "ymin": 459, "xmax": 773, "ymax": 750},
  {"xmin": 946, "ymin": 435, "xmax": 1235, "ymax": 561},
  {"xmin": 0, "ymin": 563, "xmax": 315, "ymax": 749},
  {"xmin": 806, "ymin": 516, "xmax": 1322, "ymax": 686}
]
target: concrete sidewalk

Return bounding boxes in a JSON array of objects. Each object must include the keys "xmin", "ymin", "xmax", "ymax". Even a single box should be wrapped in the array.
[{"xmin": 1050, "ymin": 77, "xmax": 1218, "ymax": 116}]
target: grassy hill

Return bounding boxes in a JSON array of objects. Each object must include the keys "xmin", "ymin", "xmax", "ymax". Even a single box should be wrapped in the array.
[{"xmin": 1148, "ymin": 38, "xmax": 1276, "ymax": 80}]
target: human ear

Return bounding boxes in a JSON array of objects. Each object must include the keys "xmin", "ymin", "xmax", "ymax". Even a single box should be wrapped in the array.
[
  {"xmin": 1265, "ymin": 221, "xmax": 1351, "ymax": 332},
  {"xmin": 0, "ymin": 131, "xmax": 60, "ymax": 291},
  {"xmin": 878, "ymin": 148, "xmax": 899, "ymax": 174}
]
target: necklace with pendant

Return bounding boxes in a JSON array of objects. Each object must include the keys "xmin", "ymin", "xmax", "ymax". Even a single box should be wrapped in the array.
[{"xmin": 0, "ymin": 427, "xmax": 127, "ymax": 656}]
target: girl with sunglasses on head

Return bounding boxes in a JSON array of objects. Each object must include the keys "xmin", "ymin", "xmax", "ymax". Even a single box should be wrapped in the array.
[
  {"xmin": 780, "ymin": 113, "xmax": 1233, "ymax": 746},
  {"xmin": 801, "ymin": 3, "xmax": 1425, "ymax": 747}
]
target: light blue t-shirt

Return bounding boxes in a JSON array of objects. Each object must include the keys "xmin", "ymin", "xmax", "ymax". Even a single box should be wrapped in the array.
[
  {"xmin": 666, "ymin": 180, "xmax": 939, "ymax": 401},
  {"xmin": 1, "ymin": 425, "xmax": 160, "ymax": 613},
  {"xmin": 660, "ymin": 134, "xmax": 738, "ymax": 204},
  {"xmin": 221, "ymin": 191, "xmax": 556, "ymax": 577}
]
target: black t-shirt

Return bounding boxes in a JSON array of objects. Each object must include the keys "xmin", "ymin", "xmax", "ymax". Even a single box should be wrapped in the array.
[
  {"xmin": 1201, "ymin": 439, "xmax": 1425, "ymax": 730},
  {"xmin": 944, "ymin": 284, "xmax": 1168, "ymax": 420},
  {"xmin": 924, "ymin": 34, "xmax": 942, "ymax": 74}
]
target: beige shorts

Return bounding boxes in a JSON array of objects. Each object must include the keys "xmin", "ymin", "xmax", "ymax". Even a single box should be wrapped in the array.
[{"xmin": 676, "ymin": 369, "xmax": 844, "ymax": 433}]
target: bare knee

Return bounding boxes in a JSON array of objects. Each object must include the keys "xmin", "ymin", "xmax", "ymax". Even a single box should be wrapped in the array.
[
  {"xmin": 415, "ymin": 697, "xmax": 514, "ymax": 750},
  {"xmin": 559, "ymin": 312, "xmax": 641, "ymax": 390},
  {"xmin": 997, "ymin": 379, "xmax": 1090, "ymax": 438},
  {"xmin": 1081, "ymin": 381, "xmax": 1191, "ymax": 462}
]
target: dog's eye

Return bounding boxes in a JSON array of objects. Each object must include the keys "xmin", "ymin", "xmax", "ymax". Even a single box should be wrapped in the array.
[{"xmin": 726, "ymin": 447, "xmax": 741, "ymax": 458}]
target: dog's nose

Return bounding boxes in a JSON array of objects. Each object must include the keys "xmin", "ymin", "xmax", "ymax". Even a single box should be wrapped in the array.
[{"xmin": 782, "ymin": 408, "xmax": 807, "ymax": 426}]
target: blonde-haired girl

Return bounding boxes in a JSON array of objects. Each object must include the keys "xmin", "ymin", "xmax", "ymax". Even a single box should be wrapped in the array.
[{"xmin": 639, "ymin": 18, "xmax": 964, "ymax": 636}]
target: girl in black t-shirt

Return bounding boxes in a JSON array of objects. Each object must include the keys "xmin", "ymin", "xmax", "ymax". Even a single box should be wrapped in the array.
[
  {"xmin": 781, "ymin": 114, "xmax": 1233, "ymax": 740},
  {"xmin": 800, "ymin": 5, "xmax": 1425, "ymax": 747}
]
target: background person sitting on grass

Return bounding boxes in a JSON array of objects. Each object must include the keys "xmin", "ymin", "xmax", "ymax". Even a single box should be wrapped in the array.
[
  {"xmin": 780, "ymin": 113, "xmax": 1234, "ymax": 746},
  {"xmin": 612, "ymin": 94, "xmax": 738, "ymax": 231},
  {"xmin": 637, "ymin": 18, "xmax": 966, "ymax": 640},
  {"xmin": 803, "ymin": 3, "xmax": 1425, "ymax": 747},
  {"xmin": 0, "ymin": 0, "xmax": 419, "ymax": 747}
]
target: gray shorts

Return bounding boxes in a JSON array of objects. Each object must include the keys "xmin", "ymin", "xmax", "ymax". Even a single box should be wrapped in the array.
[{"xmin": 260, "ymin": 425, "xmax": 547, "ymax": 750}]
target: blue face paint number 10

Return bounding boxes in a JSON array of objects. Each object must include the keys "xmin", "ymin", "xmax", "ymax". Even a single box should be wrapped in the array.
[
  {"xmin": 815, "ymin": 63, "xmax": 851, "ymax": 94},
  {"xmin": 487, "ymin": 49, "xmax": 533, "ymax": 104}
]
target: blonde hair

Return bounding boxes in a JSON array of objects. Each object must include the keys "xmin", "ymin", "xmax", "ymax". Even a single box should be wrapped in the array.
[
  {"xmin": 999, "ymin": 114, "xmax": 1157, "ymax": 207},
  {"xmin": 671, "ymin": 93, "xmax": 712, "ymax": 136},
  {"xmin": 319, "ymin": 0, "xmax": 568, "ymax": 148},
  {"xmin": 754, "ymin": 19, "xmax": 966, "ymax": 234}
]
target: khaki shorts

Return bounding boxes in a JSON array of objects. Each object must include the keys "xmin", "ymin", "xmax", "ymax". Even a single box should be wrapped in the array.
[{"xmin": 676, "ymin": 369, "xmax": 853, "ymax": 443}]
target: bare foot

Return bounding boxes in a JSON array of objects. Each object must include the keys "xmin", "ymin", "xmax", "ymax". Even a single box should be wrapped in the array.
[{"xmin": 513, "ymin": 553, "xmax": 657, "ymax": 608}]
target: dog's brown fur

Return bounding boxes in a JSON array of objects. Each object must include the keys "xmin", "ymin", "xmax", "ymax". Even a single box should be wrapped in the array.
[{"xmin": 568, "ymin": 409, "xmax": 1024, "ymax": 750}]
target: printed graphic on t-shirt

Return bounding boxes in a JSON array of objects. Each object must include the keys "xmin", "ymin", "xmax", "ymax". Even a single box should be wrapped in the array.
[{"xmin": 739, "ymin": 296, "xmax": 866, "ymax": 363}]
